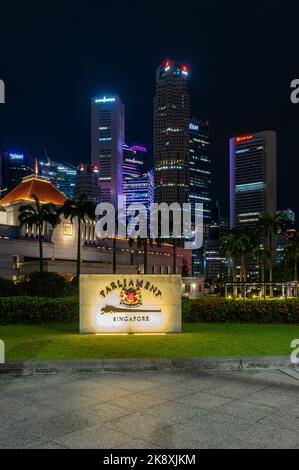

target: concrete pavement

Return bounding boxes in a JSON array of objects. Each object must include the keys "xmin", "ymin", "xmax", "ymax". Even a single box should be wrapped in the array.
[{"xmin": 0, "ymin": 368, "xmax": 298, "ymax": 449}]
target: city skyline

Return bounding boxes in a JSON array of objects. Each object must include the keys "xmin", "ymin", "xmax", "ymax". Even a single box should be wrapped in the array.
[{"xmin": 0, "ymin": 2, "xmax": 298, "ymax": 222}]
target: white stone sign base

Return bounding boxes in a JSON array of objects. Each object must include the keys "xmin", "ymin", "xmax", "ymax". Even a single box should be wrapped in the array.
[{"xmin": 80, "ymin": 274, "xmax": 182, "ymax": 334}]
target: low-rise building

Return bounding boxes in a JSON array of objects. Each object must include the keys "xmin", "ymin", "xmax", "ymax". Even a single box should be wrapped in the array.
[{"xmin": 0, "ymin": 175, "xmax": 192, "ymax": 279}]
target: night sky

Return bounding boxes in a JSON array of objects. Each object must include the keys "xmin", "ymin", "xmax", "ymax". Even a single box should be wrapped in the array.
[{"xmin": 0, "ymin": 1, "xmax": 298, "ymax": 222}]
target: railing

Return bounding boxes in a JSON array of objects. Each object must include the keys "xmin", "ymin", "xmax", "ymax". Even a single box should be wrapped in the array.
[{"xmin": 225, "ymin": 282, "xmax": 298, "ymax": 299}]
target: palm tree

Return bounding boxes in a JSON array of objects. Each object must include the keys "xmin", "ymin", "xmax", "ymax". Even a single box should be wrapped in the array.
[
  {"xmin": 128, "ymin": 238, "xmax": 134, "ymax": 266},
  {"xmin": 258, "ymin": 212, "xmax": 289, "ymax": 296},
  {"xmin": 222, "ymin": 228, "xmax": 257, "ymax": 296},
  {"xmin": 18, "ymin": 194, "xmax": 60, "ymax": 275},
  {"xmin": 252, "ymin": 242, "xmax": 271, "ymax": 298},
  {"xmin": 284, "ymin": 235, "xmax": 299, "ymax": 295},
  {"xmin": 222, "ymin": 231, "xmax": 240, "ymax": 297},
  {"xmin": 252, "ymin": 243, "xmax": 270, "ymax": 284},
  {"xmin": 59, "ymin": 194, "xmax": 96, "ymax": 279}
]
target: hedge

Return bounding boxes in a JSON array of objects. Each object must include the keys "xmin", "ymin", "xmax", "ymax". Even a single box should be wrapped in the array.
[
  {"xmin": 182, "ymin": 298, "xmax": 299, "ymax": 324},
  {"xmin": 0, "ymin": 296, "xmax": 79, "ymax": 324},
  {"xmin": 0, "ymin": 296, "xmax": 298, "ymax": 325}
]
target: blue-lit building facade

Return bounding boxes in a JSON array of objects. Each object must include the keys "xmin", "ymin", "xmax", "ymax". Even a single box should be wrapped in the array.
[
  {"xmin": 0, "ymin": 152, "xmax": 35, "ymax": 197},
  {"xmin": 123, "ymin": 144, "xmax": 147, "ymax": 180},
  {"xmin": 39, "ymin": 160, "xmax": 77, "ymax": 199},
  {"xmin": 123, "ymin": 170, "xmax": 154, "ymax": 211},
  {"xmin": 189, "ymin": 119, "xmax": 212, "ymax": 224},
  {"xmin": 91, "ymin": 95, "xmax": 125, "ymax": 207},
  {"xmin": 189, "ymin": 119, "xmax": 212, "ymax": 276}
]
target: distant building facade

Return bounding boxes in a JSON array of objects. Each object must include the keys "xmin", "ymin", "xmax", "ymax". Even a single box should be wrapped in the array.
[
  {"xmin": 0, "ymin": 152, "xmax": 35, "ymax": 197},
  {"xmin": 75, "ymin": 163, "xmax": 99, "ymax": 203},
  {"xmin": 230, "ymin": 131, "xmax": 277, "ymax": 229},
  {"xmin": 40, "ymin": 160, "xmax": 77, "ymax": 199},
  {"xmin": 204, "ymin": 206, "xmax": 229, "ymax": 281},
  {"xmin": 91, "ymin": 95, "xmax": 125, "ymax": 207},
  {"xmin": 123, "ymin": 144, "xmax": 147, "ymax": 181},
  {"xmin": 189, "ymin": 119, "xmax": 212, "ymax": 225},
  {"xmin": 123, "ymin": 170, "xmax": 154, "ymax": 210}
]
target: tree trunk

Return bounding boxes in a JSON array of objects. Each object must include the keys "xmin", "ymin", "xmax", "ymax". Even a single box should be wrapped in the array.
[
  {"xmin": 295, "ymin": 258, "xmax": 298, "ymax": 297},
  {"xmin": 38, "ymin": 223, "xmax": 44, "ymax": 276},
  {"xmin": 112, "ymin": 235, "xmax": 116, "ymax": 274},
  {"xmin": 232, "ymin": 258, "xmax": 238, "ymax": 297},
  {"xmin": 143, "ymin": 240, "xmax": 147, "ymax": 274},
  {"xmin": 241, "ymin": 255, "xmax": 246, "ymax": 298},
  {"xmin": 77, "ymin": 219, "xmax": 81, "ymax": 279},
  {"xmin": 269, "ymin": 229, "xmax": 273, "ymax": 297}
]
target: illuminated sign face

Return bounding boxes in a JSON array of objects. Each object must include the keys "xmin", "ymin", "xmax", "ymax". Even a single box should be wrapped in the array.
[
  {"xmin": 9, "ymin": 152, "xmax": 24, "ymax": 160},
  {"xmin": 94, "ymin": 96, "xmax": 115, "ymax": 103},
  {"xmin": 189, "ymin": 123, "xmax": 199, "ymax": 131},
  {"xmin": 235, "ymin": 135, "xmax": 253, "ymax": 143},
  {"xmin": 80, "ymin": 275, "xmax": 181, "ymax": 334}
]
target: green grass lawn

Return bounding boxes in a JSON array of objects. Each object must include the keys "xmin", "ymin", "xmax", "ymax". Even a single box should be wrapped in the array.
[{"xmin": 0, "ymin": 323, "xmax": 298, "ymax": 360}]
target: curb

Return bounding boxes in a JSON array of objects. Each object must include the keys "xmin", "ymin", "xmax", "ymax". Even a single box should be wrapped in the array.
[{"xmin": 0, "ymin": 355, "xmax": 298, "ymax": 375}]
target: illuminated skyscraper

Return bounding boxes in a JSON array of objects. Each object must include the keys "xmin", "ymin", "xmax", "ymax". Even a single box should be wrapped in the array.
[
  {"xmin": 123, "ymin": 144, "xmax": 147, "ymax": 180},
  {"xmin": 154, "ymin": 59, "xmax": 190, "ymax": 207},
  {"xmin": 189, "ymin": 119, "xmax": 212, "ymax": 276},
  {"xmin": 123, "ymin": 170, "xmax": 154, "ymax": 210},
  {"xmin": 230, "ymin": 131, "xmax": 277, "ymax": 229},
  {"xmin": 91, "ymin": 95, "xmax": 125, "ymax": 207},
  {"xmin": 189, "ymin": 118, "xmax": 212, "ymax": 224}
]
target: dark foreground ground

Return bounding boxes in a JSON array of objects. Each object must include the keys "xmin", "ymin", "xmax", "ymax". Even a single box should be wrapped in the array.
[{"xmin": 0, "ymin": 368, "xmax": 299, "ymax": 449}]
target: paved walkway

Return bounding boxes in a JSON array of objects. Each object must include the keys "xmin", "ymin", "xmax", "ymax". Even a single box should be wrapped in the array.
[{"xmin": 0, "ymin": 368, "xmax": 298, "ymax": 449}]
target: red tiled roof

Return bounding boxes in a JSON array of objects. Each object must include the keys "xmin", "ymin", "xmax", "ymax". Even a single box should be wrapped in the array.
[{"xmin": 0, "ymin": 176, "xmax": 67, "ymax": 206}]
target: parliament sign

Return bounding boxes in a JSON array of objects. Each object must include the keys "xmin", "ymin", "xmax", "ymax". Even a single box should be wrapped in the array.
[{"xmin": 80, "ymin": 274, "xmax": 181, "ymax": 334}]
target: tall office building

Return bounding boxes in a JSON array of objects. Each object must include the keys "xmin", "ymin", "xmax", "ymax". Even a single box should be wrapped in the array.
[
  {"xmin": 0, "ymin": 152, "xmax": 35, "ymax": 197},
  {"xmin": 154, "ymin": 59, "xmax": 190, "ymax": 207},
  {"xmin": 75, "ymin": 163, "xmax": 99, "ymax": 203},
  {"xmin": 230, "ymin": 131, "xmax": 277, "ymax": 229},
  {"xmin": 123, "ymin": 144, "xmax": 147, "ymax": 181},
  {"xmin": 91, "ymin": 95, "xmax": 125, "ymax": 207},
  {"xmin": 189, "ymin": 118, "xmax": 212, "ymax": 275},
  {"xmin": 123, "ymin": 170, "xmax": 154, "ymax": 210},
  {"xmin": 40, "ymin": 160, "xmax": 77, "ymax": 199},
  {"xmin": 189, "ymin": 118, "xmax": 212, "ymax": 225}
]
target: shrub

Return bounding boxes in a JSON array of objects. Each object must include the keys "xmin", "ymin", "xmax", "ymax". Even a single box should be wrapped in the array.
[
  {"xmin": 0, "ymin": 296, "xmax": 298, "ymax": 325},
  {"xmin": 0, "ymin": 277, "xmax": 20, "ymax": 296},
  {"xmin": 182, "ymin": 297, "xmax": 299, "ymax": 324},
  {"xmin": 19, "ymin": 272, "xmax": 67, "ymax": 297},
  {"xmin": 0, "ymin": 296, "xmax": 79, "ymax": 324}
]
